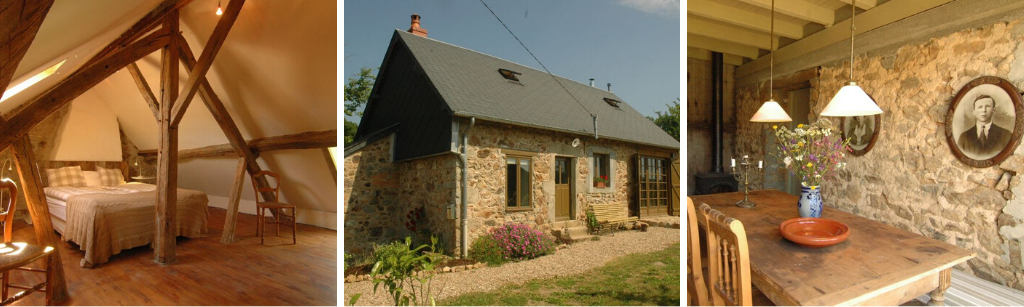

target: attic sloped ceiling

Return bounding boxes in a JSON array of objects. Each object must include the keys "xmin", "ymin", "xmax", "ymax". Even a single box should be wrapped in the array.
[{"xmin": 7, "ymin": 0, "xmax": 338, "ymax": 229}]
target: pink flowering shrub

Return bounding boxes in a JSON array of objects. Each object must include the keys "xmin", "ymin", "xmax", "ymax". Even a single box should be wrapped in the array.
[{"xmin": 489, "ymin": 223, "xmax": 556, "ymax": 261}]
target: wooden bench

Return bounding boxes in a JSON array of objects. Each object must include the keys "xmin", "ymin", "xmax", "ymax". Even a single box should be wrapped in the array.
[
  {"xmin": 915, "ymin": 269, "xmax": 1024, "ymax": 306},
  {"xmin": 590, "ymin": 203, "xmax": 638, "ymax": 235}
]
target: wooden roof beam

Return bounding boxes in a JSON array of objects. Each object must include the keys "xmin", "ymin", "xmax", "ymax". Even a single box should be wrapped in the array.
[
  {"xmin": 688, "ymin": 34, "xmax": 760, "ymax": 59},
  {"xmin": 169, "ymin": 0, "xmax": 245, "ymax": 127},
  {"xmin": 0, "ymin": 1, "xmax": 55, "ymax": 96},
  {"xmin": 126, "ymin": 63, "xmax": 161, "ymax": 121},
  {"xmin": 154, "ymin": 8, "xmax": 179, "ymax": 265},
  {"xmin": 837, "ymin": 0, "xmax": 877, "ymax": 10},
  {"xmin": 736, "ymin": 0, "xmax": 835, "ymax": 27},
  {"xmin": 687, "ymin": 0, "xmax": 804, "ymax": 40},
  {"xmin": 84, "ymin": 0, "xmax": 193, "ymax": 67},
  {"xmin": 688, "ymin": 47, "xmax": 745, "ymax": 66},
  {"xmin": 137, "ymin": 130, "xmax": 338, "ymax": 160},
  {"xmin": 688, "ymin": 17, "xmax": 780, "ymax": 50}
]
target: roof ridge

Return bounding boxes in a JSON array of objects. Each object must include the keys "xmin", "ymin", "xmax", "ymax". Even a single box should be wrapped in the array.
[{"xmin": 394, "ymin": 29, "xmax": 614, "ymax": 97}]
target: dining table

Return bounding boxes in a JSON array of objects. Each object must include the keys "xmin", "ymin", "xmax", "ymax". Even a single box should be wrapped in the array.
[{"xmin": 689, "ymin": 189, "xmax": 976, "ymax": 306}]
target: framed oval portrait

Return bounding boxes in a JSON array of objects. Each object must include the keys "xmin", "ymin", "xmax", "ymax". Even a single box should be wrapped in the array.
[
  {"xmin": 945, "ymin": 76, "xmax": 1024, "ymax": 168},
  {"xmin": 841, "ymin": 114, "xmax": 880, "ymax": 156}
]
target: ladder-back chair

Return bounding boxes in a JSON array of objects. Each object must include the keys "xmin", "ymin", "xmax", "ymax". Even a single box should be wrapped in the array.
[
  {"xmin": 687, "ymin": 197, "xmax": 709, "ymax": 306},
  {"xmin": 0, "ymin": 180, "xmax": 54, "ymax": 305},
  {"xmin": 252, "ymin": 171, "xmax": 297, "ymax": 245},
  {"xmin": 700, "ymin": 203, "xmax": 754, "ymax": 306}
]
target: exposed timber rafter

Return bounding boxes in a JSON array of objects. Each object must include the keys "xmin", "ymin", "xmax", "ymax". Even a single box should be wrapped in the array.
[
  {"xmin": 126, "ymin": 63, "xmax": 161, "ymax": 121},
  {"xmin": 687, "ymin": 0, "xmax": 804, "ymax": 40},
  {"xmin": 736, "ymin": 0, "xmax": 835, "ymax": 27},
  {"xmin": 169, "ymin": 0, "xmax": 245, "ymax": 127},
  {"xmin": 84, "ymin": 0, "xmax": 194, "ymax": 67},
  {"xmin": 0, "ymin": 1, "xmax": 70, "ymax": 303},
  {"xmin": 687, "ymin": 34, "xmax": 760, "ymax": 59},
  {"xmin": 688, "ymin": 17, "xmax": 780, "ymax": 50},
  {"xmin": 137, "ymin": 129, "xmax": 338, "ymax": 160}
]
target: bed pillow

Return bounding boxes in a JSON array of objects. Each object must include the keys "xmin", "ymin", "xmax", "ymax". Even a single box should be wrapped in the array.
[
  {"xmin": 96, "ymin": 166, "xmax": 125, "ymax": 186},
  {"xmin": 82, "ymin": 171, "xmax": 102, "ymax": 187},
  {"xmin": 46, "ymin": 166, "xmax": 86, "ymax": 187}
]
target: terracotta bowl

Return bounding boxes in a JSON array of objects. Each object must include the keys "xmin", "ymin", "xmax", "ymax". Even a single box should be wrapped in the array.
[{"xmin": 779, "ymin": 218, "xmax": 850, "ymax": 247}]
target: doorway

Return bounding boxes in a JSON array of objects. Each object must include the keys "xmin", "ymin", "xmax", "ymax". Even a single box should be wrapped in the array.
[
  {"xmin": 555, "ymin": 157, "xmax": 572, "ymax": 221},
  {"xmin": 638, "ymin": 155, "xmax": 670, "ymax": 217}
]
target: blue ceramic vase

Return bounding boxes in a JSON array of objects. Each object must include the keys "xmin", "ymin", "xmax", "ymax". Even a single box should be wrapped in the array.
[{"xmin": 798, "ymin": 185, "xmax": 822, "ymax": 218}]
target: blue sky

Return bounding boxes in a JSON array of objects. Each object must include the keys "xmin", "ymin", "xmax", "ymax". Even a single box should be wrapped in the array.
[{"xmin": 341, "ymin": 0, "xmax": 680, "ymax": 123}]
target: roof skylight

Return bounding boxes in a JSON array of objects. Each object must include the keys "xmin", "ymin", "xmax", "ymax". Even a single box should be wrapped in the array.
[
  {"xmin": 498, "ymin": 68, "xmax": 521, "ymax": 82},
  {"xmin": 603, "ymin": 98, "xmax": 621, "ymax": 108},
  {"xmin": 1, "ymin": 59, "xmax": 66, "ymax": 103}
]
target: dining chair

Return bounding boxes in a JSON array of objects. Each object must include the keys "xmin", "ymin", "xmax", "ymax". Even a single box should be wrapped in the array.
[
  {"xmin": 687, "ymin": 197, "xmax": 709, "ymax": 306},
  {"xmin": 700, "ymin": 203, "xmax": 774, "ymax": 306},
  {"xmin": 252, "ymin": 170, "xmax": 297, "ymax": 245},
  {"xmin": 0, "ymin": 180, "xmax": 54, "ymax": 305}
]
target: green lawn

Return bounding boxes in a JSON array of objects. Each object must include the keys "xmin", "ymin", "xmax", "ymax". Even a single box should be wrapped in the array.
[{"xmin": 440, "ymin": 243, "xmax": 681, "ymax": 306}]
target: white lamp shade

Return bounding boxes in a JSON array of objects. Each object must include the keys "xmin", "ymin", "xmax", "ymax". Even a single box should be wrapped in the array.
[
  {"xmin": 820, "ymin": 82, "xmax": 883, "ymax": 116},
  {"xmin": 750, "ymin": 99, "xmax": 793, "ymax": 122}
]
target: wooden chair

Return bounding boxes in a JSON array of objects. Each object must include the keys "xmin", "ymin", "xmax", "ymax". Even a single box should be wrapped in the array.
[
  {"xmin": 252, "ymin": 171, "xmax": 297, "ymax": 245},
  {"xmin": 687, "ymin": 197, "xmax": 709, "ymax": 306},
  {"xmin": 0, "ymin": 180, "xmax": 53, "ymax": 305},
  {"xmin": 699, "ymin": 203, "xmax": 774, "ymax": 306}
]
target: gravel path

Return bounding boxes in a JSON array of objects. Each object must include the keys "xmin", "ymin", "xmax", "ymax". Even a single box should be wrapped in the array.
[{"xmin": 343, "ymin": 227, "xmax": 680, "ymax": 306}]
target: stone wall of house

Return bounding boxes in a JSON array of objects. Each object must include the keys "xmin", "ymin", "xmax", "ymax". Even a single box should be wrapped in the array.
[
  {"xmin": 397, "ymin": 153, "xmax": 458, "ymax": 254},
  {"xmin": 462, "ymin": 120, "xmax": 657, "ymax": 247},
  {"xmin": 736, "ymin": 19, "xmax": 1024, "ymax": 290},
  {"xmin": 343, "ymin": 135, "xmax": 401, "ymax": 256},
  {"xmin": 687, "ymin": 57, "xmax": 737, "ymax": 195}
]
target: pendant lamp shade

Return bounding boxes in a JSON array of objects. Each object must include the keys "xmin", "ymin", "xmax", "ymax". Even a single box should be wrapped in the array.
[
  {"xmin": 820, "ymin": 81, "xmax": 882, "ymax": 116},
  {"xmin": 750, "ymin": 99, "xmax": 792, "ymax": 122}
]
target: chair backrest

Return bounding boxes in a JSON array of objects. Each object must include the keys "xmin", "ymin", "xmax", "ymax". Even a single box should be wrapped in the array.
[
  {"xmin": 700, "ymin": 203, "xmax": 752, "ymax": 306},
  {"xmin": 251, "ymin": 170, "xmax": 281, "ymax": 203},
  {"xmin": 687, "ymin": 197, "xmax": 709, "ymax": 306},
  {"xmin": 0, "ymin": 180, "xmax": 18, "ymax": 244}
]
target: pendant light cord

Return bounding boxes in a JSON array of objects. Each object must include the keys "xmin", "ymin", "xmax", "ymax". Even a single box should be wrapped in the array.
[
  {"xmin": 850, "ymin": 0, "xmax": 856, "ymax": 82},
  {"xmin": 769, "ymin": 0, "xmax": 774, "ymax": 99}
]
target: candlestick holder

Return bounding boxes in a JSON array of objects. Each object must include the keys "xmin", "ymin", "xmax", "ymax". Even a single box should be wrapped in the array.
[{"xmin": 731, "ymin": 155, "xmax": 763, "ymax": 208}]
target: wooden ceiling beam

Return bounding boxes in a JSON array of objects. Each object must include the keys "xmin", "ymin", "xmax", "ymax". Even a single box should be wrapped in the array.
[
  {"xmin": 837, "ymin": 0, "xmax": 877, "ymax": 10},
  {"xmin": 736, "ymin": 0, "xmax": 835, "ymax": 27},
  {"xmin": 154, "ymin": 9, "xmax": 179, "ymax": 265},
  {"xmin": 687, "ymin": 47, "xmax": 745, "ymax": 66},
  {"xmin": 137, "ymin": 130, "xmax": 338, "ymax": 160},
  {"xmin": 0, "ymin": 29, "xmax": 169, "ymax": 155},
  {"xmin": 688, "ymin": 34, "xmax": 760, "ymax": 59},
  {"xmin": 84, "ymin": 0, "xmax": 193, "ymax": 67},
  {"xmin": 126, "ymin": 63, "xmax": 161, "ymax": 121},
  {"xmin": 169, "ymin": 0, "xmax": 245, "ymax": 127},
  {"xmin": 0, "ymin": 0, "xmax": 55, "ymax": 98},
  {"xmin": 688, "ymin": 17, "xmax": 779, "ymax": 50},
  {"xmin": 687, "ymin": 0, "xmax": 804, "ymax": 40}
]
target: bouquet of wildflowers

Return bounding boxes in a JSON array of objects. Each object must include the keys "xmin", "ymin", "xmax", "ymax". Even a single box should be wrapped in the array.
[{"xmin": 770, "ymin": 118, "xmax": 850, "ymax": 188}]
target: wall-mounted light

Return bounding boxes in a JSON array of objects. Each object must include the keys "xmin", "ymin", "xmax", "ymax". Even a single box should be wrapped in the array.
[{"xmin": 216, "ymin": 1, "xmax": 223, "ymax": 16}]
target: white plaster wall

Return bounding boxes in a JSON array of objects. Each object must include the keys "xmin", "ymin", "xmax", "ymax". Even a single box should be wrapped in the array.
[{"xmin": 50, "ymin": 92, "xmax": 122, "ymax": 161}]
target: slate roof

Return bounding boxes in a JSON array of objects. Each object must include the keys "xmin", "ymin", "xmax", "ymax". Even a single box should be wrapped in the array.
[{"xmin": 395, "ymin": 30, "xmax": 679, "ymax": 150}]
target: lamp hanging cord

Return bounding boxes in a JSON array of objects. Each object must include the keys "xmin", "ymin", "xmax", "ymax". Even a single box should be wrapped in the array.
[
  {"xmin": 850, "ymin": 0, "xmax": 856, "ymax": 81},
  {"xmin": 479, "ymin": 0, "xmax": 595, "ymax": 118},
  {"xmin": 769, "ymin": 0, "xmax": 774, "ymax": 99}
]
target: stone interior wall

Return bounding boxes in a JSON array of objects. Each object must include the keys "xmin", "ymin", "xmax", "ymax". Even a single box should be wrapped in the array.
[
  {"xmin": 736, "ymin": 19, "xmax": 1024, "ymax": 290},
  {"xmin": 464, "ymin": 121, "xmax": 643, "ymax": 246},
  {"xmin": 687, "ymin": 57, "xmax": 737, "ymax": 195},
  {"xmin": 343, "ymin": 135, "xmax": 401, "ymax": 255}
]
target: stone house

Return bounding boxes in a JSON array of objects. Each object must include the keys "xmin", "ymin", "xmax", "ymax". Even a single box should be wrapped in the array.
[{"xmin": 344, "ymin": 18, "xmax": 680, "ymax": 256}]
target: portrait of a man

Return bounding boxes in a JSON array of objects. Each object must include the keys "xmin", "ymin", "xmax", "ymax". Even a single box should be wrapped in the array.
[
  {"xmin": 946, "ymin": 76, "xmax": 1023, "ymax": 167},
  {"xmin": 956, "ymin": 95, "xmax": 1011, "ymax": 157}
]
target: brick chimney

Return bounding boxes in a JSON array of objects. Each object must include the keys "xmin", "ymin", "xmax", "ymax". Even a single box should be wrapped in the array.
[{"xmin": 408, "ymin": 14, "xmax": 428, "ymax": 37}]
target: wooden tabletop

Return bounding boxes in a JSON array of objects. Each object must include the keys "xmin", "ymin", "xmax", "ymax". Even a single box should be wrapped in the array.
[{"xmin": 690, "ymin": 190, "xmax": 976, "ymax": 306}]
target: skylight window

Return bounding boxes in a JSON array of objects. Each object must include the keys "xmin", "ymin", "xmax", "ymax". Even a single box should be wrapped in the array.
[
  {"xmin": 498, "ymin": 68, "xmax": 521, "ymax": 82},
  {"xmin": 1, "ymin": 59, "xmax": 66, "ymax": 103},
  {"xmin": 603, "ymin": 98, "xmax": 621, "ymax": 108}
]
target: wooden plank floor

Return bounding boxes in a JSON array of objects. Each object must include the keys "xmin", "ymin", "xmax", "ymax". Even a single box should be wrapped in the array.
[{"xmin": 5, "ymin": 207, "xmax": 337, "ymax": 306}]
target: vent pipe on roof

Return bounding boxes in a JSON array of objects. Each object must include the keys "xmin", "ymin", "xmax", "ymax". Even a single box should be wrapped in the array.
[
  {"xmin": 589, "ymin": 78, "xmax": 595, "ymax": 87},
  {"xmin": 408, "ymin": 14, "xmax": 428, "ymax": 37},
  {"xmin": 606, "ymin": 83, "xmax": 612, "ymax": 92}
]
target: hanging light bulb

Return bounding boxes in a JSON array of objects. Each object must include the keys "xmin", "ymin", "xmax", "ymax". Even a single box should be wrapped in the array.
[
  {"xmin": 750, "ymin": 0, "xmax": 792, "ymax": 123},
  {"xmin": 820, "ymin": 0, "xmax": 883, "ymax": 117},
  {"xmin": 216, "ymin": 1, "xmax": 223, "ymax": 16}
]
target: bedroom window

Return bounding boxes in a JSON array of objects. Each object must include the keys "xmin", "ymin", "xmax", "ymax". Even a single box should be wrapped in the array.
[
  {"xmin": 506, "ymin": 156, "xmax": 531, "ymax": 209},
  {"xmin": 1, "ymin": 59, "xmax": 65, "ymax": 103}
]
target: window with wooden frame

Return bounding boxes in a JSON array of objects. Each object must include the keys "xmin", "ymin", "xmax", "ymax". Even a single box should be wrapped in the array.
[
  {"xmin": 506, "ymin": 156, "xmax": 532, "ymax": 209},
  {"xmin": 638, "ymin": 156, "xmax": 668, "ymax": 212},
  {"xmin": 593, "ymin": 153, "xmax": 611, "ymax": 187}
]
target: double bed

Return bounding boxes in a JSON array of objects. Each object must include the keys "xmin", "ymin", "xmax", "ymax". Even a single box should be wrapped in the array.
[{"xmin": 39, "ymin": 161, "xmax": 209, "ymax": 267}]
